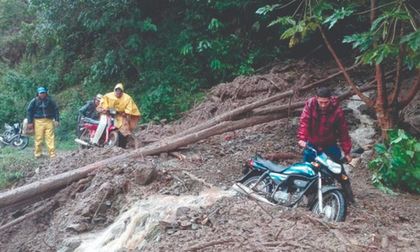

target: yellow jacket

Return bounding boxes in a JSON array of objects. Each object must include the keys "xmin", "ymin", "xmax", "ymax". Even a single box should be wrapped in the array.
[{"xmin": 100, "ymin": 91, "xmax": 140, "ymax": 128}]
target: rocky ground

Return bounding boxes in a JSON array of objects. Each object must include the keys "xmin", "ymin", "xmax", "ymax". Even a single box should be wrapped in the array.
[{"xmin": 0, "ymin": 60, "xmax": 419, "ymax": 252}]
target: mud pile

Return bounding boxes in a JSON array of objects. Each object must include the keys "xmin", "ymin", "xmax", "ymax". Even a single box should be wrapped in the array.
[{"xmin": 1, "ymin": 60, "xmax": 419, "ymax": 251}]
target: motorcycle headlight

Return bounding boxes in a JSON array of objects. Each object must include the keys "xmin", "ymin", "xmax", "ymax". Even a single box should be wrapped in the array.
[{"xmin": 326, "ymin": 159, "xmax": 342, "ymax": 174}]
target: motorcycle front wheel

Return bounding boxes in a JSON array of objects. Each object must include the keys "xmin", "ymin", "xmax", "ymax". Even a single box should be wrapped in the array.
[
  {"xmin": 12, "ymin": 136, "xmax": 29, "ymax": 150},
  {"xmin": 311, "ymin": 189, "xmax": 346, "ymax": 222}
]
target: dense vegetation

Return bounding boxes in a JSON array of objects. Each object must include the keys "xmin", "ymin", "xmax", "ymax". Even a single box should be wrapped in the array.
[{"xmin": 369, "ymin": 130, "xmax": 420, "ymax": 194}]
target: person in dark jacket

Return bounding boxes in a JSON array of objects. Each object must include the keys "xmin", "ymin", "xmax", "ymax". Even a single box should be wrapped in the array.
[
  {"xmin": 297, "ymin": 87, "xmax": 352, "ymax": 162},
  {"xmin": 76, "ymin": 94, "xmax": 102, "ymax": 137},
  {"xmin": 79, "ymin": 94, "xmax": 102, "ymax": 119},
  {"xmin": 27, "ymin": 86, "xmax": 59, "ymax": 158}
]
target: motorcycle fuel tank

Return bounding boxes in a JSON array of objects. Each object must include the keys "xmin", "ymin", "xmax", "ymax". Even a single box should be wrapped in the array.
[{"xmin": 282, "ymin": 163, "xmax": 316, "ymax": 177}]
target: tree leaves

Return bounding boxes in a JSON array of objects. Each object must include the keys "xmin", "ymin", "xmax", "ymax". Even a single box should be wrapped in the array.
[
  {"xmin": 369, "ymin": 130, "xmax": 420, "ymax": 194},
  {"xmin": 322, "ymin": 6, "xmax": 354, "ymax": 30}
]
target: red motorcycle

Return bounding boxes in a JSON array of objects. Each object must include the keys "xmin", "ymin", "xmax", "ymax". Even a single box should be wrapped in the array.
[{"xmin": 75, "ymin": 109, "xmax": 119, "ymax": 148}]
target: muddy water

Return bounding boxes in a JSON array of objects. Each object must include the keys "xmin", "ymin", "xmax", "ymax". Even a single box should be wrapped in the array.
[
  {"xmin": 346, "ymin": 95, "xmax": 376, "ymax": 148},
  {"xmin": 74, "ymin": 187, "xmax": 236, "ymax": 251}
]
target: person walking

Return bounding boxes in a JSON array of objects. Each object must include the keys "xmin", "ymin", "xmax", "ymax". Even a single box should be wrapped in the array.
[{"xmin": 27, "ymin": 86, "xmax": 60, "ymax": 158}]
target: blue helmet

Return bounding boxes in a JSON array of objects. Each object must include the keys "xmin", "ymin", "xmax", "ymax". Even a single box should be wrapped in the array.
[{"xmin": 37, "ymin": 86, "xmax": 48, "ymax": 94}]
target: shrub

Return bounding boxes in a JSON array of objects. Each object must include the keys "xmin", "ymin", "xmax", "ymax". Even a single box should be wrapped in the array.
[{"xmin": 369, "ymin": 129, "xmax": 420, "ymax": 194}]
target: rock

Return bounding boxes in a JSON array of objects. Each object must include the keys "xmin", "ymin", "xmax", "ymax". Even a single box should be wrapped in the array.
[
  {"xmin": 160, "ymin": 152, "xmax": 169, "ymax": 160},
  {"xmin": 176, "ymin": 207, "xmax": 190, "ymax": 217},
  {"xmin": 179, "ymin": 220, "xmax": 192, "ymax": 229},
  {"xmin": 381, "ymin": 236, "xmax": 389, "ymax": 249},
  {"xmin": 159, "ymin": 221, "xmax": 178, "ymax": 231},
  {"xmin": 358, "ymin": 104, "xmax": 377, "ymax": 119},
  {"xmin": 60, "ymin": 237, "xmax": 81, "ymax": 252},
  {"xmin": 349, "ymin": 157, "xmax": 361, "ymax": 168},
  {"xmin": 360, "ymin": 150, "xmax": 374, "ymax": 167},
  {"xmin": 134, "ymin": 166, "xmax": 157, "ymax": 185},
  {"xmin": 66, "ymin": 222, "xmax": 89, "ymax": 233}
]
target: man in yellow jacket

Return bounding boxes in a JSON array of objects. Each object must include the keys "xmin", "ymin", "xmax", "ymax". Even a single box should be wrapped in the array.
[{"xmin": 91, "ymin": 83, "xmax": 141, "ymax": 145}]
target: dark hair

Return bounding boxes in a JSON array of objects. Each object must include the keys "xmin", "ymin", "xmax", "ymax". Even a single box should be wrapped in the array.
[{"xmin": 316, "ymin": 87, "xmax": 332, "ymax": 98}]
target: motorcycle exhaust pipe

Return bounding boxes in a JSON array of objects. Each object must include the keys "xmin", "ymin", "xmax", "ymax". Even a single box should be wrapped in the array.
[{"xmin": 75, "ymin": 138, "xmax": 90, "ymax": 146}]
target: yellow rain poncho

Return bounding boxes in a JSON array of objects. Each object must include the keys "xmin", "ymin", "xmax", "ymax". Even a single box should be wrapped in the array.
[{"xmin": 100, "ymin": 83, "xmax": 141, "ymax": 135}]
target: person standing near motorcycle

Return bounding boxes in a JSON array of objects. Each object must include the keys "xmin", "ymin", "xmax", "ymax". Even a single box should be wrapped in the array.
[
  {"xmin": 91, "ymin": 83, "xmax": 140, "ymax": 145},
  {"xmin": 27, "ymin": 86, "xmax": 60, "ymax": 158},
  {"xmin": 297, "ymin": 87, "xmax": 356, "ymax": 204},
  {"xmin": 77, "ymin": 94, "xmax": 102, "ymax": 137},
  {"xmin": 297, "ymin": 87, "xmax": 352, "ymax": 163},
  {"xmin": 79, "ymin": 94, "xmax": 103, "ymax": 120}
]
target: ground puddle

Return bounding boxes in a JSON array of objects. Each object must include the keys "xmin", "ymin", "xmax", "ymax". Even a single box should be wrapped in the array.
[{"xmin": 74, "ymin": 187, "xmax": 236, "ymax": 251}]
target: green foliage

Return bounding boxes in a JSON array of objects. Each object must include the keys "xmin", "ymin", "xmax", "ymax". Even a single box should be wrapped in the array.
[
  {"xmin": 323, "ymin": 7, "xmax": 354, "ymax": 30},
  {"xmin": 0, "ymin": 148, "xmax": 34, "ymax": 189},
  {"xmin": 368, "ymin": 130, "xmax": 420, "ymax": 194}
]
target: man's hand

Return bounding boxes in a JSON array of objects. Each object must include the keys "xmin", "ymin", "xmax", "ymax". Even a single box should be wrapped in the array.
[
  {"xmin": 298, "ymin": 140, "xmax": 307, "ymax": 148},
  {"xmin": 27, "ymin": 123, "xmax": 34, "ymax": 130},
  {"xmin": 345, "ymin": 154, "xmax": 352, "ymax": 163}
]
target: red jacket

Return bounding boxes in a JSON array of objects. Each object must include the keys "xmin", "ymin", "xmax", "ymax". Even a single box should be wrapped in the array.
[{"xmin": 297, "ymin": 97, "xmax": 352, "ymax": 155}]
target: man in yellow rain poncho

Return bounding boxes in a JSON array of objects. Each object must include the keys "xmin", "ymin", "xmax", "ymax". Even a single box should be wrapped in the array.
[{"xmin": 91, "ymin": 83, "xmax": 141, "ymax": 146}]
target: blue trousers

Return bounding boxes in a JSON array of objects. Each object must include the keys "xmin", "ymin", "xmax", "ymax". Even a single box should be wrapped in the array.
[{"xmin": 302, "ymin": 143, "xmax": 342, "ymax": 162}]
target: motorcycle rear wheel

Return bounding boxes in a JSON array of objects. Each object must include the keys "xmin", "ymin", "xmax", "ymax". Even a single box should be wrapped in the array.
[
  {"xmin": 311, "ymin": 189, "xmax": 346, "ymax": 222},
  {"xmin": 78, "ymin": 128, "xmax": 90, "ymax": 150},
  {"xmin": 12, "ymin": 136, "xmax": 29, "ymax": 150},
  {"xmin": 106, "ymin": 131, "xmax": 119, "ymax": 148},
  {"xmin": 242, "ymin": 176, "xmax": 271, "ymax": 194}
]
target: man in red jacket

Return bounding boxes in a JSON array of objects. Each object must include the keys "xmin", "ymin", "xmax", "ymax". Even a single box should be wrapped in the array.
[{"xmin": 297, "ymin": 87, "xmax": 352, "ymax": 162}]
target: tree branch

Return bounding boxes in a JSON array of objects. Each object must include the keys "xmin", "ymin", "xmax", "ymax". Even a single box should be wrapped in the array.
[
  {"xmin": 375, "ymin": 64, "xmax": 387, "ymax": 109},
  {"xmin": 389, "ymin": 26, "xmax": 404, "ymax": 105},
  {"xmin": 318, "ymin": 26, "xmax": 374, "ymax": 106}
]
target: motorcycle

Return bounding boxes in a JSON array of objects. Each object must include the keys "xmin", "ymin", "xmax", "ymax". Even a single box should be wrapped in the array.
[
  {"xmin": 236, "ymin": 146, "xmax": 354, "ymax": 222},
  {"xmin": 75, "ymin": 109, "xmax": 119, "ymax": 149},
  {"xmin": 0, "ymin": 122, "xmax": 29, "ymax": 150}
]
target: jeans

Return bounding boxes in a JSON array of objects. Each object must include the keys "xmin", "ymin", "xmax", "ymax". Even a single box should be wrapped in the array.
[{"xmin": 302, "ymin": 143, "xmax": 342, "ymax": 162}]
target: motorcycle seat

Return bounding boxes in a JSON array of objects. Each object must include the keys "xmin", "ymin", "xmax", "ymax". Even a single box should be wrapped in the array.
[
  {"xmin": 82, "ymin": 117, "xmax": 100, "ymax": 125},
  {"xmin": 254, "ymin": 156, "xmax": 287, "ymax": 173}
]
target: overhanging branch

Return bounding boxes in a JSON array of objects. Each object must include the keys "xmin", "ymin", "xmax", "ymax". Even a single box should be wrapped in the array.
[{"xmin": 318, "ymin": 26, "xmax": 374, "ymax": 107}]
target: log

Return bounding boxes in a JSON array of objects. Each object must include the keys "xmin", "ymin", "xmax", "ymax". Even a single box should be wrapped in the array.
[{"xmin": 0, "ymin": 201, "xmax": 55, "ymax": 232}]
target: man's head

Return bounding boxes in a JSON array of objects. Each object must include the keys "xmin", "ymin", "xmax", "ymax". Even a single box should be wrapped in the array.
[
  {"xmin": 114, "ymin": 83, "xmax": 124, "ymax": 98},
  {"xmin": 316, "ymin": 87, "xmax": 332, "ymax": 110},
  {"xmin": 37, "ymin": 86, "xmax": 48, "ymax": 99},
  {"xmin": 94, "ymin": 94, "xmax": 103, "ymax": 106}
]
